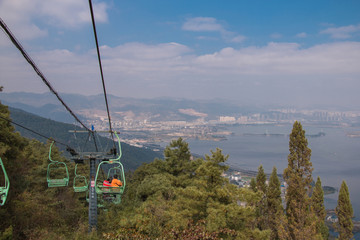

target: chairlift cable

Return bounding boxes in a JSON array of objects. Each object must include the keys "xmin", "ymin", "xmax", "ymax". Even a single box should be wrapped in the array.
[
  {"xmin": 0, "ymin": 17, "xmax": 98, "ymax": 149},
  {"xmin": 0, "ymin": 115, "xmax": 73, "ymax": 150},
  {"xmin": 87, "ymin": 0, "xmax": 116, "ymax": 148}
]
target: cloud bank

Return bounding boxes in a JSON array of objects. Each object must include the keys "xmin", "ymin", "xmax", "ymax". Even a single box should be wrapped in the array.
[
  {"xmin": 1, "ymin": 3, "xmax": 360, "ymax": 107},
  {"xmin": 2, "ymin": 40, "xmax": 360, "ymax": 107},
  {"xmin": 0, "ymin": 0, "xmax": 108, "ymax": 39},
  {"xmin": 182, "ymin": 17, "xmax": 246, "ymax": 43},
  {"xmin": 320, "ymin": 24, "xmax": 360, "ymax": 39}
]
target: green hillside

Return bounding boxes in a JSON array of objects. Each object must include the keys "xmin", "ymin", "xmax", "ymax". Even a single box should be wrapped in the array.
[
  {"xmin": 0, "ymin": 101, "xmax": 352, "ymax": 239},
  {"xmin": 8, "ymin": 106, "xmax": 163, "ymax": 171}
]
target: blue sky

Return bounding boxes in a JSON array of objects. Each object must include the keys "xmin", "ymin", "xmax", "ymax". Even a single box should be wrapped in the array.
[{"xmin": 1, "ymin": 0, "xmax": 360, "ymax": 108}]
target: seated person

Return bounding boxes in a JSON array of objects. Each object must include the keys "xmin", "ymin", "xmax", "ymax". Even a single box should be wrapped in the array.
[
  {"xmin": 102, "ymin": 178, "xmax": 112, "ymax": 199},
  {"xmin": 103, "ymin": 178, "xmax": 112, "ymax": 188},
  {"xmin": 111, "ymin": 174, "xmax": 122, "ymax": 187}
]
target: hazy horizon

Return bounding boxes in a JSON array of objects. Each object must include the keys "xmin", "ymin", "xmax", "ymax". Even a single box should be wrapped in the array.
[
  {"xmin": 1, "ymin": 1, "xmax": 360, "ymax": 109},
  {"xmin": 2, "ymin": 91, "xmax": 360, "ymax": 113}
]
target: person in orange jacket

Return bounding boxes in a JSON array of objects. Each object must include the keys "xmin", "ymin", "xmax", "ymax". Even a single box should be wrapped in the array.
[{"xmin": 111, "ymin": 174, "xmax": 122, "ymax": 187}]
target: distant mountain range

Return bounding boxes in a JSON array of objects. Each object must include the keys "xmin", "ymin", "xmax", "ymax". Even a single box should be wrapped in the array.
[
  {"xmin": 0, "ymin": 92, "xmax": 263, "ymax": 123},
  {"xmin": 7, "ymin": 105, "xmax": 163, "ymax": 171}
]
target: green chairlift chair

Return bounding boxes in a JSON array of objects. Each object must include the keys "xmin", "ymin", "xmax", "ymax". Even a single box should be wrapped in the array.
[
  {"xmin": 47, "ymin": 142, "xmax": 69, "ymax": 187},
  {"xmin": 73, "ymin": 164, "xmax": 88, "ymax": 193},
  {"xmin": 0, "ymin": 157, "xmax": 9, "ymax": 206},
  {"xmin": 94, "ymin": 132, "xmax": 126, "ymax": 204}
]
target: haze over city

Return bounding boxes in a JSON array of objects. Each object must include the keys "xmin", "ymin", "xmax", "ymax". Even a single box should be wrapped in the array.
[{"xmin": 1, "ymin": 0, "xmax": 360, "ymax": 108}]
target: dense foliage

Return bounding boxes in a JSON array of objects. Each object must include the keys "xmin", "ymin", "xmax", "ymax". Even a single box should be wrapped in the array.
[
  {"xmin": 9, "ymin": 106, "xmax": 162, "ymax": 171},
  {"xmin": 266, "ymin": 167, "xmax": 283, "ymax": 240},
  {"xmin": 0, "ymin": 98, "xmax": 354, "ymax": 239},
  {"xmin": 0, "ymin": 102, "xmax": 89, "ymax": 239},
  {"xmin": 283, "ymin": 121, "xmax": 318, "ymax": 239},
  {"xmin": 0, "ymin": 99, "xmax": 268, "ymax": 239},
  {"xmin": 99, "ymin": 138, "xmax": 270, "ymax": 239},
  {"xmin": 311, "ymin": 177, "xmax": 329, "ymax": 239},
  {"xmin": 335, "ymin": 181, "xmax": 354, "ymax": 240}
]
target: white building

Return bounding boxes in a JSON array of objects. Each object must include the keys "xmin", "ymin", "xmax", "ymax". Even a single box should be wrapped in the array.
[{"xmin": 219, "ymin": 116, "xmax": 236, "ymax": 122}]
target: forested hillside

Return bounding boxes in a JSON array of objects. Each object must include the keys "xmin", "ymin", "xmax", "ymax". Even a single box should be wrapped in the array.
[
  {"xmin": 0, "ymin": 100, "xmax": 354, "ymax": 239},
  {"xmin": 8, "ymin": 106, "xmax": 162, "ymax": 171}
]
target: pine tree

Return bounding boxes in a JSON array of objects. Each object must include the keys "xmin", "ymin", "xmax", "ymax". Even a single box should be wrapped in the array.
[
  {"xmin": 256, "ymin": 165, "xmax": 267, "ymax": 193},
  {"xmin": 195, "ymin": 147, "xmax": 229, "ymax": 190},
  {"xmin": 163, "ymin": 137, "xmax": 192, "ymax": 176},
  {"xmin": 267, "ymin": 167, "xmax": 284, "ymax": 240},
  {"xmin": 335, "ymin": 180, "xmax": 353, "ymax": 240},
  {"xmin": 250, "ymin": 178, "xmax": 257, "ymax": 192},
  {"xmin": 283, "ymin": 121, "xmax": 316, "ymax": 239},
  {"xmin": 255, "ymin": 165, "xmax": 268, "ymax": 230},
  {"xmin": 163, "ymin": 137, "xmax": 202, "ymax": 188},
  {"xmin": 311, "ymin": 176, "xmax": 329, "ymax": 239}
]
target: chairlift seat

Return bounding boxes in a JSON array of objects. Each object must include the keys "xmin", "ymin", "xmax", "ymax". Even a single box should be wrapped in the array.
[
  {"xmin": 96, "ymin": 184, "xmax": 124, "ymax": 195},
  {"xmin": 74, "ymin": 183, "xmax": 88, "ymax": 192},
  {"xmin": 47, "ymin": 178, "xmax": 69, "ymax": 187}
]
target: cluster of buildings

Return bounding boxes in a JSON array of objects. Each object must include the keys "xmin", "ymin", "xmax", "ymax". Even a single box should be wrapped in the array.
[
  {"xmin": 223, "ymin": 170, "xmax": 287, "ymax": 195},
  {"xmin": 80, "ymin": 107, "xmax": 360, "ymax": 160},
  {"xmin": 218, "ymin": 109, "xmax": 360, "ymax": 125}
]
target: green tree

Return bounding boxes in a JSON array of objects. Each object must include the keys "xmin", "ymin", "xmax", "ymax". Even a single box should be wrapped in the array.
[
  {"xmin": 311, "ymin": 177, "xmax": 329, "ymax": 239},
  {"xmin": 0, "ymin": 100, "xmax": 90, "ymax": 239},
  {"xmin": 163, "ymin": 137, "xmax": 192, "ymax": 177},
  {"xmin": 283, "ymin": 121, "xmax": 317, "ymax": 239},
  {"xmin": 195, "ymin": 148, "xmax": 229, "ymax": 191},
  {"xmin": 335, "ymin": 180, "xmax": 353, "ymax": 240},
  {"xmin": 256, "ymin": 165, "xmax": 267, "ymax": 193},
  {"xmin": 103, "ymin": 143, "xmax": 270, "ymax": 239},
  {"xmin": 250, "ymin": 178, "xmax": 257, "ymax": 192},
  {"xmin": 255, "ymin": 165, "xmax": 268, "ymax": 230},
  {"xmin": 267, "ymin": 167, "xmax": 284, "ymax": 240}
]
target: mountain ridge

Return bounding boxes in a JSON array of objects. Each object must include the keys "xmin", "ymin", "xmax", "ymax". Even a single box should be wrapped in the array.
[
  {"xmin": 0, "ymin": 92, "xmax": 261, "ymax": 124},
  {"xmin": 7, "ymin": 105, "xmax": 163, "ymax": 171}
]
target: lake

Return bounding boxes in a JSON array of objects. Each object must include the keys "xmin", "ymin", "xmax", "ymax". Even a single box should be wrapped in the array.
[{"xmin": 184, "ymin": 124, "xmax": 360, "ymax": 222}]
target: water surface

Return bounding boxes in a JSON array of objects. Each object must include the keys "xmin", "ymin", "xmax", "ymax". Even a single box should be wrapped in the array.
[{"xmin": 185, "ymin": 124, "xmax": 360, "ymax": 221}]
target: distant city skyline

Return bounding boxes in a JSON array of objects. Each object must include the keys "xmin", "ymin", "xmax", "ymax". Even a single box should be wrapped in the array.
[{"xmin": 1, "ymin": 0, "xmax": 360, "ymax": 109}]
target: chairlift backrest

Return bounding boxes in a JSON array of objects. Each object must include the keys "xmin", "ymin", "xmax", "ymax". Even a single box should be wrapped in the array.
[{"xmin": 73, "ymin": 164, "xmax": 88, "ymax": 193}]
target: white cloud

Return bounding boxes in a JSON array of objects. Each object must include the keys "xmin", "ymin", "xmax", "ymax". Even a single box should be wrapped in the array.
[
  {"xmin": 182, "ymin": 17, "xmax": 223, "ymax": 32},
  {"xmin": 296, "ymin": 32, "xmax": 307, "ymax": 38},
  {"xmin": 182, "ymin": 17, "xmax": 246, "ymax": 43},
  {"xmin": 5, "ymin": 41, "xmax": 360, "ymax": 78},
  {"xmin": 195, "ymin": 36, "xmax": 218, "ymax": 41},
  {"xmin": 2, "ymin": 41, "xmax": 360, "ymax": 105},
  {"xmin": 270, "ymin": 33, "xmax": 282, "ymax": 39},
  {"xmin": 229, "ymin": 35, "xmax": 246, "ymax": 43},
  {"xmin": 320, "ymin": 24, "xmax": 360, "ymax": 39},
  {"xmin": 0, "ymin": 0, "xmax": 108, "ymax": 40},
  {"xmin": 39, "ymin": 0, "xmax": 108, "ymax": 28},
  {"xmin": 194, "ymin": 42, "xmax": 360, "ymax": 76},
  {"xmin": 100, "ymin": 42, "xmax": 191, "ymax": 60}
]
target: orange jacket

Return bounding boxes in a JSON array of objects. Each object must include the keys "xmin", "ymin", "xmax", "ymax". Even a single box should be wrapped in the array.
[{"xmin": 111, "ymin": 178, "xmax": 122, "ymax": 187}]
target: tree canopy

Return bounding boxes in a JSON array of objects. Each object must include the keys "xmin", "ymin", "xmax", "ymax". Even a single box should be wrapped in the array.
[
  {"xmin": 335, "ymin": 180, "xmax": 354, "ymax": 240},
  {"xmin": 0, "ymin": 99, "xmax": 352, "ymax": 239}
]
